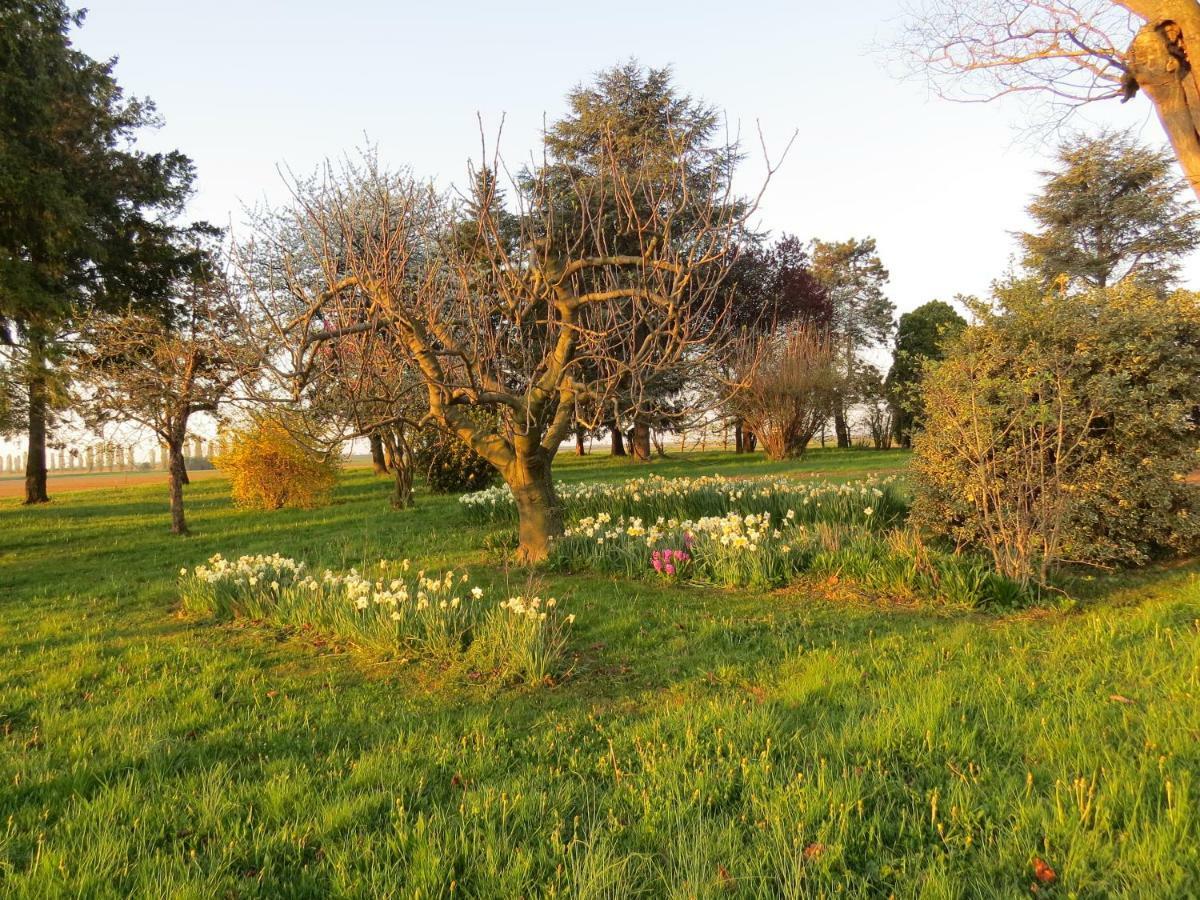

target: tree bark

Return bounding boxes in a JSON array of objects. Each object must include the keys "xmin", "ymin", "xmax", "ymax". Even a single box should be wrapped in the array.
[
  {"xmin": 168, "ymin": 440, "xmax": 188, "ymax": 535},
  {"xmin": 630, "ymin": 419, "xmax": 652, "ymax": 462},
  {"xmin": 734, "ymin": 419, "xmax": 745, "ymax": 453},
  {"xmin": 833, "ymin": 407, "xmax": 851, "ymax": 449},
  {"xmin": 1125, "ymin": 11, "xmax": 1200, "ymax": 203},
  {"xmin": 575, "ymin": 428, "xmax": 587, "ymax": 456},
  {"xmin": 391, "ymin": 468, "xmax": 413, "ymax": 509},
  {"xmin": 506, "ymin": 450, "xmax": 562, "ymax": 564},
  {"xmin": 609, "ymin": 422, "xmax": 626, "ymax": 457},
  {"xmin": 369, "ymin": 432, "xmax": 388, "ymax": 475},
  {"xmin": 23, "ymin": 338, "xmax": 49, "ymax": 505}
]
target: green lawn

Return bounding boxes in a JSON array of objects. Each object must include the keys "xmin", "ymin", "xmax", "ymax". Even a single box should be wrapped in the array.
[{"xmin": 1, "ymin": 449, "xmax": 1197, "ymax": 897}]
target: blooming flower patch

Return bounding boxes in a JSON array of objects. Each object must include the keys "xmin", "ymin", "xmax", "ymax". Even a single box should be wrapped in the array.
[
  {"xmin": 460, "ymin": 472, "xmax": 906, "ymax": 528},
  {"xmin": 179, "ymin": 553, "xmax": 575, "ymax": 681}
]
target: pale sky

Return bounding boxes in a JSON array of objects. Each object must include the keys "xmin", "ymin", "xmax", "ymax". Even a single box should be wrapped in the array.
[
  {"xmin": 68, "ymin": 0, "xmax": 1195, "ymax": 309},
  {"xmin": 1, "ymin": 1, "xmax": 1193, "ymax": 457}
]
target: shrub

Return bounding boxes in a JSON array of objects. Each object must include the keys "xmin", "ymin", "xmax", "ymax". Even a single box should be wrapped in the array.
[
  {"xmin": 178, "ymin": 553, "xmax": 574, "ymax": 682},
  {"xmin": 729, "ymin": 325, "xmax": 839, "ymax": 460},
  {"xmin": 215, "ymin": 418, "xmax": 339, "ymax": 509},
  {"xmin": 416, "ymin": 427, "xmax": 498, "ymax": 494},
  {"xmin": 912, "ymin": 281, "xmax": 1200, "ymax": 585}
]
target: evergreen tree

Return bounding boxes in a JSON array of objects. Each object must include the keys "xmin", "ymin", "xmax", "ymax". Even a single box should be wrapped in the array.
[
  {"xmin": 1018, "ymin": 131, "xmax": 1200, "ymax": 291},
  {"xmin": 885, "ymin": 299, "xmax": 967, "ymax": 447},
  {"xmin": 809, "ymin": 237, "xmax": 894, "ymax": 448},
  {"xmin": 527, "ymin": 60, "xmax": 742, "ymax": 460},
  {"xmin": 0, "ymin": 1, "xmax": 208, "ymax": 503}
]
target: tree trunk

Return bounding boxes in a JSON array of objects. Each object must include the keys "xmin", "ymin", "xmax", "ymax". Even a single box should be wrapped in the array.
[
  {"xmin": 630, "ymin": 419, "xmax": 651, "ymax": 462},
  {"xmin": 1127, "ymin": 14, "xmax": 1200, "ymax": 203},
  {"xmin": 609, "ymin": 422, "xmax": 626, "ymax": 457},
  {"xmin": 506, "ymin": 451, "xmax": 562, "ymax": 564},
  {"xmin": 833, "ymin": 407, "xmax": 851, "ymax": 449},
  {"xmin": 734, "ymin": 420, "xmax": 745, "ymax": 453},
  {"xmin": 391, "ymin": 468, "xmax": 413, "ymax": 509},
  {"xmin": 575, "ymin": 428, "xmax": 587, "ymax": 456},
  {"xmin": 23, "ymin": 339, "xmax": 49, "ymax": 505},
  {"xmin": 369, "ymin": 432, "xmax": 388, "ymax": 475},
  {"xmin": 168, "ymin": 441, "xmax": 188, "ymax": 535}
]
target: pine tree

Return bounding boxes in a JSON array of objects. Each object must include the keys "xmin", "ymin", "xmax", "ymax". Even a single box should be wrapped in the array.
[
  {"xmin": 1018, "ymin": 131, "xmax": 1200, "ymax": 292},
  {"xmin": 0, "ymin": 1, "xmax": 208, "ymax": 503}
]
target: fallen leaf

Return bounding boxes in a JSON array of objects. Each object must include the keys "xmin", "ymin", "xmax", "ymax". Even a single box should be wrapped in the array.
[
  {"xmin": 1109, "ymin": 694, "xmax": 1135, "ymax": 704},
  {"xmin": 804, "ymin": 842, "xmax": 825, "ymax": 860},
  {"xmin": 1032, "ymin": 857, "xmax": 1056, "ymax": 885},
  {"xmin": 265, "ymin": 690, "xmax": 278, "ymax": 699},
  {"xmin": 716, "ymin": 864, "xmax": 734, "ymax": 889}
]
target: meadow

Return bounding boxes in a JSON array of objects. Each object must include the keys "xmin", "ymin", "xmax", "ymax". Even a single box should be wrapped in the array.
[{"xmin": 1, "ymin": 449, "xmax": 1198, "ymax": 897}]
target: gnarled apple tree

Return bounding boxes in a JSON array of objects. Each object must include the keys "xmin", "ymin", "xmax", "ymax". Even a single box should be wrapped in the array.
[{"xmin": 243, "ymin": 130, "xmax": 766, "ymax": 561}]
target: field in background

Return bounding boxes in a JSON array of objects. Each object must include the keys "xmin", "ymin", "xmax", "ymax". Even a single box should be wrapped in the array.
[{"xmin": 1, "ymin": 448, "xmax": 1197, "ymax": 896}]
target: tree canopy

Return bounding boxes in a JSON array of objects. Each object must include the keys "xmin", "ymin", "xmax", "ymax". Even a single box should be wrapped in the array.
[
  {"xmin": 885, "ymin": 299, "xmax": 967, "ymax": 447},
  {"xmin": 1018, "ymin": 130, "xmax": 1200, "ymax": 291},
  {"xmin": 0, "ymin": 0, "xmax": 209, "ymax": 503}
]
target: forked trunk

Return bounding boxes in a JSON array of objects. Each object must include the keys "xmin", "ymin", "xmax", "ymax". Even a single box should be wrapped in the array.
[
  {"xmin": 391, "ymin": 467, "xmax": 413, "ymax": 509},
  {"xmin": 23, "ymin": 341, "xmax": 49, "ymax": 505},
  {"xmin": 506, "ymin": 453, "xmax": 562, "ymax": 564},
  {"xmin": 168, "ymin": 441, "xmax": 188, "ymax": 535}
]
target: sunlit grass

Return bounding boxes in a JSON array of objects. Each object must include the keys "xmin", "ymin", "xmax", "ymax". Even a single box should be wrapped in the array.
[{"xmin": 0, "ymin": 448, "xmax": 1197, "ymax": 896}]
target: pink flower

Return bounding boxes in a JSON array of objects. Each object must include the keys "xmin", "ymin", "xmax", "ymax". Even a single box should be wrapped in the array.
[
  {"xmin": 652, "ymin": 557, "xmax": 663, "ymax": 573},
  {"xmin": 664, "ymin": 563, "xmax": 676, "ymax": 576}
]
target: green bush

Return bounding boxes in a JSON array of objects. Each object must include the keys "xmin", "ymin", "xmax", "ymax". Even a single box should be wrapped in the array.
[
  {"xmin": 912, "ymin": 280, "xmax": 1200, "ymax": 585},
  {"xmin": 416, "ymin": 427, "xmax": 498, "ymax": 494}
]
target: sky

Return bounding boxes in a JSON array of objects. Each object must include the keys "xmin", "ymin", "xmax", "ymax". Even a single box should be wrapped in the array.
[{"xmin": 1, "ymin": 0, "xmax": 1192, "ymax": 457}]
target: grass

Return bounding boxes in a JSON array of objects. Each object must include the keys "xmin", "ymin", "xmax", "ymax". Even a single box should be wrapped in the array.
[{"xmin": 1, "ymin": 448, "xmax": 1198, "ymax": 897}]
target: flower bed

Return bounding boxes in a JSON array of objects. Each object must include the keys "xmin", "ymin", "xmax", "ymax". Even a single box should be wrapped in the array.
[{"xmin": 179, "ymin": 553, "xmax": 574, "ymax": 681}]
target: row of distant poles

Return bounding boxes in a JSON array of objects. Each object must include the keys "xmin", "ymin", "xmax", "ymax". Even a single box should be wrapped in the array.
[{"xmin": 1, "ymin": 435, "xmax": 228, "ymax": 475}]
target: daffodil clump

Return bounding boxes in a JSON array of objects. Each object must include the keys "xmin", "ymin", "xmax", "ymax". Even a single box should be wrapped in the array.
[
  {"xmin": 179, "ymin": 554, "xmax": 575, "ymax": 680},
  {"xmin": 540, "ymin": 476, "xmax": 901, "ymax": 589},
  {"xmin": 460, "ymin": 472, "xmax": 907, "ymax": 528},
  {"xmin": 552, "ymin": 509, "xmax": 819, "ymax": 588}
]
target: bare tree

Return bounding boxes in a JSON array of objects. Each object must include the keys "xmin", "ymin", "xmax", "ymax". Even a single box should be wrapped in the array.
[
  {"xmin": 74, "ymin": 269, "xmax": 258, "ymax": 534},
  {"xmin": 304, "ymin": 324, "xmax": 425, "ymax": 509},
  {"xmin": 897, "ymin": 1, "xmax": 1200, "ymax": 199},
  {"xmin": 243, "ymin": 133, "xmax": 768, "ymax": 561},
  {"xmin": 730, "ymin": 326, "xmax": 839, "ymax": 461}
]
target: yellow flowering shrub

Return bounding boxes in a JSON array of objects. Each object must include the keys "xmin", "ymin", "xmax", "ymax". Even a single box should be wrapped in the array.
[{"xmin": 215, "ymin": 418, "xmax": 338, "ymax": 510}]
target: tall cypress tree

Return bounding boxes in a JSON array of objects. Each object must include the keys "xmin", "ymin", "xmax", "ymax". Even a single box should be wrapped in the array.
[{"xmin": 0, "ymin": 1, "xmax": 208, "ymax": 503}]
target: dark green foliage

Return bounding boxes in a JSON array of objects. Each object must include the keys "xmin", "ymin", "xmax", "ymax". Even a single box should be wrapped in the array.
[
  {"xmin": 0, "ymin": 0, "xmax": 210, "ymax": 500},
  {"xmin": 417, "ymin": 429, "xmax": 499, "ymax": 494},
  {"xmin": 1018, "ymin": 130, "xmax": 1200, "ymax": 291},
  {"xmin": 809, "ymin": 237, "xmax": 895, "ymax": 448},
  {"xmin": 885, "ymin": 299, "xmax": 967, "ymax": 446},
  {"xmin": 529, "ymin": 61, "xmax": 741, "ymax": 444},
  {"xmin": 914, "ymin": 279, "xmax": 1200, "ymax": 583}
]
